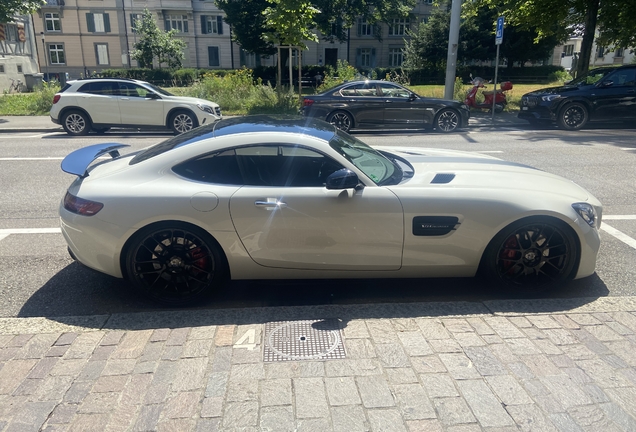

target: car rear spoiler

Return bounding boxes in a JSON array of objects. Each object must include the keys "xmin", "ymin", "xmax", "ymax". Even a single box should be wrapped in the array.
[{"xmin": 61, "ymin": 143, "xmax": 130, "ymax": 178}]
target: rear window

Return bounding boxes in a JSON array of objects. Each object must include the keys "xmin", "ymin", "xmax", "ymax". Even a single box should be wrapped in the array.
[{"xmin": 59, "ymin": 83, "xmax": 72, "ymax": 93}]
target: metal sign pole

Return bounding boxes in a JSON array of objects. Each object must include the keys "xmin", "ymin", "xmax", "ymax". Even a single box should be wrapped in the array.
[{"xmin": 492, "ymin": 16, "xmax": 504, "ymax": 122}]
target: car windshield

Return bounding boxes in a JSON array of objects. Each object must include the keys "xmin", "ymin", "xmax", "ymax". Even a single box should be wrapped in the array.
[
  {"xmin": 568, "ymin": 68, "xmax": 615, "ymax": 86},
  {"xmin": 144, "ymin": 83, "xmax": 174, "ymax": 96},
  {"xmin": 329, "ymin": 130, "xmax": 402, "ymax": 185}
]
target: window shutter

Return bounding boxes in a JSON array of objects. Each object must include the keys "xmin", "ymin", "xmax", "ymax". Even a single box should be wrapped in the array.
[
  {"xmin": 208, "ymin": 46, "xmax": 219, "ymax": 67},
  {"xmin": 86, "ymin": 13, "xmax": 95, "ymax": 32},
  {"xmin": 164, "ymin": 19, "xmax": 170, "ymax": 31},
  {"xmin": 256, "ymin": 54, "xmax": 261, "ymax": 67},
  {"xmin": 217, "ymin": 16, "xmax": 223, "ymax": 34},
  {"xmin": 239, "ymin": 49, "xmax": 245, "ymax": 66},
  {"xmin": 356, "ymin": 48, "xmax": 361, "ymax": 68},
  {"xmin": 183, "ymin": 20, "xmax": 188, "ymax": 33},
  {"xmin": 357, "ymin": 19, "xmax": 361, "ymax": 36},
  {"xmin": 130, "ymin": 14, "xmax": 136, "ymax": 32},
  {"xmin": 104, "ymin": 14, "xmax": 111, "ymax": 33},
  {"xmin": 371, "ymin": 48, "xmax": 376, "ymax": 67},
  {"xmin": 201, "ymin": 16, "xmax": 207, "ymax": 34}
]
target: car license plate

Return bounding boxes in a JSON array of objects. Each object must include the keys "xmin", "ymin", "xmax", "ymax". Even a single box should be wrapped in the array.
[{"xmin": 522, "ymin": 107, "xmax": 528, "ymax": 110}]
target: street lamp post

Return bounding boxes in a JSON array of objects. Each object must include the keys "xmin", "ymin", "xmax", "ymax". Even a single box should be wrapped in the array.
[{"xmin": 40, "ymin": 32, "xmax": 49, "ymax": 81}]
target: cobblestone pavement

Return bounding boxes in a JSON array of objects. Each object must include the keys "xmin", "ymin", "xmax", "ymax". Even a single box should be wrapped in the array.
[{"xmin": 1, "ymin": 297, "xmax": 636, "ymax": 431}]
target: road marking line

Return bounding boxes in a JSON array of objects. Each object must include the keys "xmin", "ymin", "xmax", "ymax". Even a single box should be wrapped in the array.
[
  {"xmin": 601, "ymin": 224, "xmax": 636, "ymax": 250},
  {"xmin": 603, "ymin": 215, "xmax": 636, "ymax": 220},
  {"xmin": 475, "ymin": 151, "xmax": 504, "ymax": 154},
  {"xmin": 0, "ymin": 234, "xmax": 9, "ymax": 242},
  {"xmin": 0, "ymin": 228, "xmax": 61, "ymax": 235},
  {"xmin": 0, "ymin": 157, "xmax": 64, "ymax": 161}
]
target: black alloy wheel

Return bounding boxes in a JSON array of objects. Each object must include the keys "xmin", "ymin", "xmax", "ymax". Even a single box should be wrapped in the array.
[
  {"xmin": 62, "ymin": 110, "xmax": 91, "ymax": 136},
  {"xmin": 558, "ymin": 102, "xmax": 588, "ymax": 130},
  {"xmin": 327, "ymin": 111, "xmax": 353, "ymax": 132},
  {"xmin": 434, "ymin": 109, "xmax": 460, "ymax": 133},
  {"xmin": 483, "ymin": 218, "xmax": 578, "ymax": 294},
  {"xmin": 125, "ymin": 224, "xmax": 226, "ymax": 305}
]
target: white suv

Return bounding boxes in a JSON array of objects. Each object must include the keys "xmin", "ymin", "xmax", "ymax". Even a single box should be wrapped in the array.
[{"xmin": 50, "ymin": 78, "xmax": 222, "ymax": 135}]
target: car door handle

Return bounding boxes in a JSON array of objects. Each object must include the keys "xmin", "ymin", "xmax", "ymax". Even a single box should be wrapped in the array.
[
  {"xmin": 255, "ymin": 200, "xmax": 287, "ymax": 208},
  {"xmin": 385, "ymin": 100, "xmax": 392, "ymax": 103},
  {"xmin": 120, "ymin": 97, "xmax": 130, "ymax": 101}
]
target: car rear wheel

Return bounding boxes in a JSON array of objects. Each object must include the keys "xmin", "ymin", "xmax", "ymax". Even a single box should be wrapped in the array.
[
  {"xmin": 62, "ymin": 110, "xmax": 91, "ymax": 136},
  {"xmin": 327, "ymin": 111, "xmax": 353, "ymax": 132},
  {"xmin": 481, "ymin": 217, "xmax": 579, "ymax": 294},
  {"xmin": 124, "ymin": 223, "xmax": 227, "ymax": 306},
  {"xmin": 558, "ymin": 102, "xmax": 588, "ymax": 130},
  {"xmin": 434, "ymin": 109, "xmax": 460, "ymax": 133},
  {"xmin": 170, "ymin": 110, "xmax": 198, "ymax": 134}
]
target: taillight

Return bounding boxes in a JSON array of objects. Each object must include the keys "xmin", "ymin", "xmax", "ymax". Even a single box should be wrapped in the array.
[
  {"xmin": 63, "ymin": 192, "xmax": 103, "ymax": 216},
  {"xmin": 303, "ymin": 98, "xmax": 314, "ymax": 107},
  {"xmin": 53, "ymin": 94, "xmax": 61, "ymax": 104}
]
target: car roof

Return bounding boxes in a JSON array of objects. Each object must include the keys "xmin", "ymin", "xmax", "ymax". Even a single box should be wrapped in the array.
[{"xmin": 67, "ymin": 77, "xmax": 147, "ymax": 86}]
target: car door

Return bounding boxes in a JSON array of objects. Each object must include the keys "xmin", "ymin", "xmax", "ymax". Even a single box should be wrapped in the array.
[
  {"xmin": 339, "ymin": 83, "xmax": 386, "ymax": 127},
  {"xmin": 590, "ymin": 67, "xmax": 636, "ymax": 121},
  {"xmin": 228, "ymin": 144, "xmax": 404, "ymax": 270},
  {"xmin": 379, "ymin": 82, "xmax": 429, "ymax": 126},
  {"xmin": 76, "ymin": 81, "xmax": 121, "ymax": 125},
  {"xmin": 117, "ymin": 82, "xmax": 165, "ymax": 126}
]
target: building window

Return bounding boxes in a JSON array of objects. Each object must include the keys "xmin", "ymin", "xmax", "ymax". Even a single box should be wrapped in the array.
[
  {"xmin": 130, "ymin": 13, "xmax": 142, "ymax": 33},
  {"xmin": 421, "ymin": 15, "xmax": 430, "ymax": 24},
  {"xmin": 95, "ymin": 43, "xmax": 109, "ymax": 65},
  {"xmin": 563, "ymin": 44, "xmax": 574, "ymax": 56},
  {"xmin": 86, "ymin": 13, "xmax": 111, "ymax": 33},
  {"xmin": 208, "ymin": 46, "xmax": 220, "ymax": 67},
  {"xmin": 357, "ymin": 18, "xmax": 372, "ymax": 36},
  {"xmin": 0, "ymin": 65, "xmax": 4, "ymax": 73},
  {"xmin": 388, "ymin": 18, "xmax": 409, "ymax": 36},
  {"xmin": 4, "ymin": 24, "xmax": 18, "ymax": 41},
  {"xmin": 240, "ymin": 49, "xmax": 260, "ymax": 68},
  {"xmin": 596, "ymin": 45, "xmax": 605, "ymax": 58},
  {"xmin": 615, "ymin": 47, "xmax": 624, "ymax": 58},
  {"xmin": 389, "ymin": 47, "xmax": 403, "ymax": 66},
  {"xmin": 359, "ymin": 48, "xmax": 372, "ymax": 67},
  {"xmin": 17, "ymin": 65, "xmax": 23, "ymax": 73},
  {"xmin": 201, "ymin": 15, "xmax": 223, "ymax": 34},
  {"xmin": 165, "ymin": 14, "xmax": 188, "ymax": 33},
  {"xmin": 45, "ymin": 12, "xmax": 61, "ymax": 32},
  {"xmin": 48, "ymin": 44, "xmax": 66, "ymax": 64}
]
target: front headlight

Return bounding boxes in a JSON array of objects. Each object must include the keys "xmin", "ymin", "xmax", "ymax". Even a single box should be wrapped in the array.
[
  {"xmin": 541, "ymin": 95, "xmax": 561, "ymax": 102},
  {"xmin": 572, "ymin": 203, "xmax": 597, "ymax": 228},
  {"xmin": 196, "ymin": 104, "xmax": 215, "ymax": 114}
]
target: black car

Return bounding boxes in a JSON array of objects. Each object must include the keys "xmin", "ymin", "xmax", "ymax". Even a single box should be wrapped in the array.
[
  {"xmin": 518, "ymin": 65, "xmax": 636, "ymax": 130},
  {"xmin": 301, "ymin": 80, "xmax": 470, "ymax": 133}
]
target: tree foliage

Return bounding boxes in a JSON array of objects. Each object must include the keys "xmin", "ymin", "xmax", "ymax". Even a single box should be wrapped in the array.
[
  {"xmin": 130, "ymin": 9, "xmax": 186, "ymax": 69},
  {"xmin": 263, "ymin": 0, "xmax": 320, "ymax": 48},
  {"xmin": 217, "ymin": 0, "xmax": 417, "ymax": 54},
  {"xmin": 0, "ymin": 0, "xmax": 44, "ymax": 24},
  {"xmin": 596, "ymin": 0, "xmax": 636, "ymax": 51}
]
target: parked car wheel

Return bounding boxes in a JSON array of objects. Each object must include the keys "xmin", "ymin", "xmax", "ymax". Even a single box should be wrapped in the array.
[
  {"xmin": 124, "ymin": 222, "xmax": 227, "ymax": 305},
  {"xmin": 170, "ymin": 110, "xmax": 198, "ymax": 134},
  {"xmin": 558, "ymin": 102, "xmax": 588, "ymax": 130},
  {"xmin": 327, "ymin": 111, "xmax": 353, "ymax": 132},
  {"xmin": 434, "ymin": 109, "xmax": 460, "ymax": 133},
  {"xmin": 481, "ymin": 217, "xmax": 578, "ymax": 294},
  {"xmin": 62, "ymin": 110, "xmax": 91, "ymax": 136}
]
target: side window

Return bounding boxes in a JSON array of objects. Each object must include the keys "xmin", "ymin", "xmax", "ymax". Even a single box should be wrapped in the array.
[
  {"xmin": 340, "ymin": 83, "xmax": 378, "ymax": 97},
  {"xmin": 119, "ymin": 83, "xmax": 150, "ymax": 97},
  {"xmin": 607, "ymin": 69, "xmax": 636, "ymax": 87},
  {"xmin": 379, "ymin": 83, "xmax": 411, "ymax": 98},
  {"xmin": 235, "ymin": 145, "xmax": 344, "ymax": 187},
  {"xmin": 172, "ymin": 150, "xmax": 243, "ymax": 185}
]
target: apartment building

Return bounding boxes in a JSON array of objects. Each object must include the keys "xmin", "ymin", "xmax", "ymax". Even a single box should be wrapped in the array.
[
  {"xmin": 0, "ymin": 15, "xmax": 40, "ymax": 91},
  {"xmin": 32, "ymin": 0, "xmax": 436, "ymax": 79},
  {"xmin": 556, "ymin": 37, "xmax": 634, "ymax": 71}
]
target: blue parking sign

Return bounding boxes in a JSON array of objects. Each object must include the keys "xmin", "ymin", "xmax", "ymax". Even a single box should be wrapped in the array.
[{"xmin": 496, "ymin": 16, "xmax": 504, "ymax": 45}]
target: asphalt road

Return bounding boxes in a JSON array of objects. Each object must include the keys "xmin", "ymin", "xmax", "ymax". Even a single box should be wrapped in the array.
[{"xmin": 0, "ymin": 126, "xmax": 634, "ymax": 319}]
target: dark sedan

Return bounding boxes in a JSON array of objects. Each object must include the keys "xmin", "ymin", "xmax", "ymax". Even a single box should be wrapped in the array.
[
  {"xmin": 518, "ymin": 65, "xmax": 636, "ymax": 130},
  {"xmin": 301, "ymin": 80, "xmax": 470, "ymax": 133}
]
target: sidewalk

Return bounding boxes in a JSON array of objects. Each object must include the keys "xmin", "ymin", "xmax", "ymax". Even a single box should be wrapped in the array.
[
  {"xmin": 1, "ymin": 296, "xmax": 635, "ymax": 431},
  {"xmin": 0, "ymin": 112, "xmax": 527, "ymax": 134}
]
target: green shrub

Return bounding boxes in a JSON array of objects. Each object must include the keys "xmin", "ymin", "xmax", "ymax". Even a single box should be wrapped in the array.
[
  {"xmin": 547, "ymin": 70, "xmax": 573, "ymax": 83},
  {"xmin": 0, "ymin": 81, "xmax": 61, "ymax": 115},
  {"xmin": 453, "ymin": 76, "xmax": 467, "ymax": 102}
]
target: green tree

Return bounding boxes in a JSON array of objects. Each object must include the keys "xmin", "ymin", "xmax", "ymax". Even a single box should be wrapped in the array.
[
  {"xmin": 0, "ymin": 0, "xmax": 44, "ymax": 23},
  {"xmin": 596, "ymin": 0, "xmax": 636, "ymax": 52},
  {"xmin": 130, "ymin": 9, "xmax": 186, "ymax": 69},
  {"xmin": 217, "ymin": 0, "xmax": 417, "ymax": 54},
  {"xmin": 263, "ymin": 0, "xmax": 320, "ymax": 48}
]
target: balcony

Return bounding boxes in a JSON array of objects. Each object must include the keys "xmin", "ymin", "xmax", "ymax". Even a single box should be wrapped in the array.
[{"xmin": 45, "ymin": 0, "xmax": 65, "ymax": 5}]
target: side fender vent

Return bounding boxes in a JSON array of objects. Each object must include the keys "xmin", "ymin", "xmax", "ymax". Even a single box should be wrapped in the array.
[
  {"xmin": 431, "ymin": 173, "xmax": 455, "ymax": 184},
  {"xmin": 413, "ymin": 216, "xmax": 459, "ymax": 236}
]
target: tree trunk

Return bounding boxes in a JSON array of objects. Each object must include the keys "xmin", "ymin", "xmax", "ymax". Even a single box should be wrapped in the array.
[{"xmin": 577, "ymin": 0, "xmax": 600, "ymax": 77}]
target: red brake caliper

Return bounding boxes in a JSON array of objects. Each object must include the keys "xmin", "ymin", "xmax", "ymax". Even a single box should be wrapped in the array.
[{"xmin": 500, "ymin": 236, "xmax": 519, "ymax": 273}]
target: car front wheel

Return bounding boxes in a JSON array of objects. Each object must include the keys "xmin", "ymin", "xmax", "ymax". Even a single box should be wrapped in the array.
[
  {"xmin": 481, "ymin": 217, "xmax": 578, "ymax": 294},
  {"xmin": 62, "ymin": 110, "xmax": 91, "ymax": 136},
  {"xmin": 558, "ymin": 102, "xmax": 588, "ymax": 130},
  {"xmin": 434, "ymin": 109, "xmax": 460, "ymax": 133},
  {"xmin": 170, "ymin": 110, "xmax": 198, "ymax": 134},
  {"xmin": 327, "ymin": 111, "xmax": 353, "ymax": 132},
  {"xmin": 124, "ymin": 223, "xmax": 227, "ymax": 306}
]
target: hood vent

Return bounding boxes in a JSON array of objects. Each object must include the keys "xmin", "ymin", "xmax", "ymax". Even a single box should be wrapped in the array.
[
  {"xmin": 413, "ymin": 216, "xmax": 459, "ymax": 236},
  {"xmin": 431, "ymin": 173, "xmax": 455, "ymax": 184}
]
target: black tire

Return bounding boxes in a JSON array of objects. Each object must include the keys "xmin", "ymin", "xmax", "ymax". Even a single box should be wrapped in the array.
[
  {"xmin": 558, "ymin": 102, "xmax": 588, "ymax": 130},
  {"xmin": 124, "ymin": 222, "xmax": 227, "ymax": 306},
  {"xmin": 494, "ymin": 104, "xmax": 504, "ymax": 114},
  {"xmin": 170, "ymin": 110, "xmax": 198, "ymax": 134},
  {"xmin": 434, "ymin": 108, "xmax": 461, "ymax": 133},
  {"xmin": 93, "ymin": 127, "xmax": 110, "ymax": 134},
  {"xmin": 62, "ymin": 110, "xmax": 91, "ymax": 136},
  {"xmin": 327, "ymin": 111, "xmax": 353, "ymax": 132},
  {"xmin": 481, "ymin": 217, "xmax": 579, "ymax": 294}
]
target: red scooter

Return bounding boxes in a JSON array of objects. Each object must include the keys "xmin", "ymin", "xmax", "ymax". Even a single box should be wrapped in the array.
[{"xmin": 464, "ymin": 75, "xmax": 512, "ymax": 113}]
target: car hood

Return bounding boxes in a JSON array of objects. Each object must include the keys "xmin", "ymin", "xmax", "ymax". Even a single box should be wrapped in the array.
[
  {"xmin": 378, "ymin": 147, "xmax": 589, "ymax": 200},
  {"xmin": 524, "ymin": 85, "xmax": 583, "ymax": 96},
  {"xmin": 162, "ymin": 95, "xmax": 219, "ymax": 107}
]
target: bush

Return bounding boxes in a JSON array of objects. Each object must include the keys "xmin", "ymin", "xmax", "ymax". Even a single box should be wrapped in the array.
[
  {"xmin": 547, "ymin": 70, "xmax": 573, "ymax": 83},
  {"xmin": 0, "ymin": 81, "xmax": 61, "ymax": 115}
]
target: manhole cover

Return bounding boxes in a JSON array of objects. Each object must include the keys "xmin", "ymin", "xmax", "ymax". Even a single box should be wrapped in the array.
[{"xmin": 263, "ymin": 319, "xmax": 346, "ymax": 362}]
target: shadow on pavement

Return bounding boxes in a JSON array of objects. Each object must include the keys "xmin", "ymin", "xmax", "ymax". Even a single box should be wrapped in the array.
[{"xmin": 18, "ymin": 262, "xmax": 610, "ymax": 330}]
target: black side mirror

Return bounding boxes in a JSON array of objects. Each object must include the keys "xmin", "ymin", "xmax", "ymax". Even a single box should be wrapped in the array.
[
  {"xmin": 409, "ymin": 93, "xmax": 417, "ymax": 101},
  {"xmin": 146, "ymin": 92, "xmax": 159, "ymax": 99},
  {"xmin": 326, "ymin": 169, "xmax": 360, "ymax": 190},
  {"xmin": 600, "ymin": 80, "xmax": 613, "ymax": 87}
]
